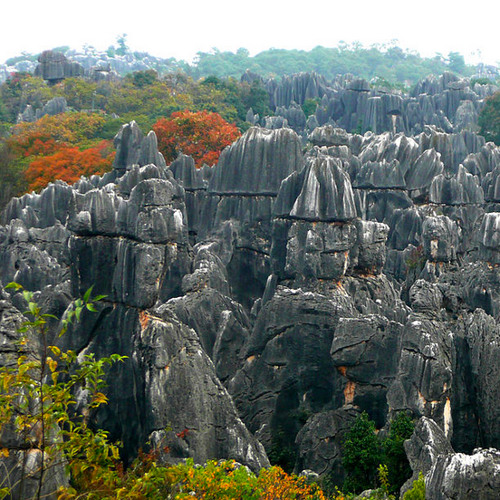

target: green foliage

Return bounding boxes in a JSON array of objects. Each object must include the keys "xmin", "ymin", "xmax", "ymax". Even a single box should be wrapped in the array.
[
  {"xmin": 0, "ymin": 283, "xmax": 126, "ymax": 498},
  {"xmin": 471, "ymin": 77, "xmax": 494, "ymax": 87},
  {"xmin": 447, "ymin": 52, "xmax": 466, "ymax": 75},
  {"xmin": 405, "ymin": 245, "xmax": 425, "ymax": 271},
  {"xmin": 267, "ymin": 428, "xmax": 297, "ymax": 473},
  {"xmin": 402, "ymin": 473, "xmax": 425, "ymax": 500},
  {"xmin": 479, "ymin": 91, "xmax": 500, "ymax": 145},
  {"xmin": 302, "ymin": 98, "xmax": 320, "ymax": 117},
  {"xmin": 0, "ymin": 140, "xmax": 27, "ymax": 210},
  {"xmin": 165, "ymin": 458, "xmax": 327, "ymax": 499},
  {"xmin": 342, "ymin": 412, "xmax": 381, "ymax": 493},
  {"xmin": 126, "ymin": 69, "xmax": 159, "ymax": 88},
  {"xmin": 115, "ymin": 34, "xmax": 129, "ymax": 57},
  {"xmin": 243, "ymin": 80, "xmax": 271, "ymax": 118},
  {"xmin": 191, "ymin": 43, "xmax": 473, "ymax": 83},
  {"xmin": 382, "ymin": 412, "xmax": 414, "ymax": 494},
  {"xmin": 342, "ymin": 412, "xmax": 414, "ymax": 495}
]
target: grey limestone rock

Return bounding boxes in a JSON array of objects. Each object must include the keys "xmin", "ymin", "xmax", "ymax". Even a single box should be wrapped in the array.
[
  {"xmin": 112, "ymin": 121, "xmax": 145, "ymax": 173},
  {"xmin": 422, "ymin": 216, "xmax": 460, "ymax": 262},
  {"xmin": 308, "ymin": 125, "xmax": 350, "ymax": 147},
  {"xmin": 267, "ymin": 72, "xmax": 328, "ymax": 109},
  {"xmin": 427, "ymin": 447, "xmax": 500, "ymax": 500},
  {"xmin": 209, "ymin": 127, "xmax": 303, "ymax": 196},
  {"xmin": 34, "ymin": 50, "xmax": 84, "ymax": 82},
  {"xmin": 274, "ymin": 155, "xmax": 356, "ymax": 222},
  {"xmin": 429, "ymin": 165, "xmax": 484, "ymax": 205},
  {"xmin": 278, "ymin": 220, "xmax": 357, "ymax": 281},
  {"xmin": 331, "ymin": 315, "xmax": 404, "ymax": 425},
  {"xmin": 403, "ymin": 416, "xmax": 454, "ymax": 493},
  {"xmin": 388, "ymin": 305, "xmax": 454, "ymax": 436},
  {"xmin": 138, "ymin": 312, "xmax": 269, "ymax": 472},
  {"xmin": 294, "ymin": 406, "xmax": 360, "ymax": 482},
  {"xmin": 477, "ymin": 212, "xmax": 500, "ymax": 264},
  {"xmin": 405, "ymin": 148, "xmax": 444, "ymax": 198},
  {"xmin": 350, "ymin": 220, "xmax": 389, "ymax": 273},
  {"xmin": 463, "ymin": 310, "xmax": 500, "ymax": 449},
  {"xmin": 229, "ymin": 286, "xmax": 356, "ymax": 448},
  {"xmin": 353, "ymin": 159, "xmax": 406, "ymax": 189}
]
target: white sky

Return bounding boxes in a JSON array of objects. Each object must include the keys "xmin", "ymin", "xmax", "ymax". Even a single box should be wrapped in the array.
[{"xmin": 1, "ymin": 0, "xmax": 498, "ymax": 66}]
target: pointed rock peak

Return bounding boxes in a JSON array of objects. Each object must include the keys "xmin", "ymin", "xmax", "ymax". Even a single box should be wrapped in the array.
[
  {"xmin": 113, "ymin": 122, "xmax": 167, "ymax": 176},
  {"xmin": 209, "ymin": 127, "xmax": 303, "ymax": 195},
  {"xmin": 275, "ymin": 155, "xmax": 356, "ymax": 222},
  {"xmin": 113, "ymin": 121, "xmax": 144, "ymax": 173}
]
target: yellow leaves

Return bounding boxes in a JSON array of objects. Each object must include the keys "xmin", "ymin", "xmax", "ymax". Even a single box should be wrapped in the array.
[
  {"xmin": 47, "ymin": 357, "xmax": 58, "ymax": 373},
  {"xmin": 49, "ymin": 345, "xmax": 61, "ymax": 357},
  {"xmin": 91, "ymin": 392, "xmax": 108, "ymax": 406},
  {"xmin": 0, "ymin": 448, "xmax": 9, "ymax": 458}
]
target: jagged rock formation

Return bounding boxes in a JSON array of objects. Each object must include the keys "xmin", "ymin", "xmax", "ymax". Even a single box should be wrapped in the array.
[
  {"xmin": 17, "ymin": 97, "xmax": 68, "ymax": 123},
  {"xmin": 404, "ymin": 417, "xmax": 500, "ymax": 499},
  {"xmin": 265, "ymin": 72, "xmax": 498, "ymax": 138},
  {"xmin": 34, "ymin": 50, "xmax": 84, "ymax": 83},
  {"xmin": 1, "ymin": 83, "xmax": 500, "ymax": 496}
]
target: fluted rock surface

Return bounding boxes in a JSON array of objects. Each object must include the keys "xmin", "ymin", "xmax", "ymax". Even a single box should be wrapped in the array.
[{"xmin": 2, "ymin": 105, "xmax": 500, "ymax": 496}]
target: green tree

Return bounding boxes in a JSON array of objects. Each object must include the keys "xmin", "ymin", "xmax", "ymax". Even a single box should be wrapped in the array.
[
  {"xmin": 115, "ymin": 34, "xmax": 129, "ymax": 56},
  {"xmin": 302, "ymin": 98, "xmax": 319, "ymax": 117},
  {"xmin": 382, "ymin": 412, "xmax": 414, "ymax": 494},
  {"xmin": 0, "ymin": 283, "xmax": 125, "ymax": 499},
  {"xmin": 342, "ymin": 412, "xmax": 381, "ymax": 493},
  {"xmin": 127, "ymin": 70, "xmax": 159, "ymax": 88},
  {"xmin": 479, "ymin": 91, "xmax": 500, "ymax": 145},
  {"xmin": 448, "ymin": 52, "xmax": 466, "ymax": 75}
]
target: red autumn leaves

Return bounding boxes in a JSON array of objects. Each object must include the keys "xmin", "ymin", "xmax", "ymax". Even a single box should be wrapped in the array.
[
  {"xmin": 11, "ymin": 110, "xmax": 239, "ymax": 193},
  {"xmin": 153, "ymin": 110, "xmax": 240, "ymax": 168}
]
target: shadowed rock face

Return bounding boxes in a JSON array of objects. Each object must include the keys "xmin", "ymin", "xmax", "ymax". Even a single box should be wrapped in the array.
[
  {"xmin": 267, "ymin": 71, "xmax": 497, "ymax": 137},
  {"xmin": 1, "ymin": 102, "xmax": 500, "ymax": 495},
  {"xmin": 404, "ymin": 417, "xmax": 500, "ymax": 500},
  {"xmin": 34, "ymin": 50, "xmax": 84, "ymax": 82}
]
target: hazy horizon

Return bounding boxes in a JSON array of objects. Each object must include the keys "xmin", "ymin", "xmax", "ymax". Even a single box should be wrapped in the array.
[{"xmin": 1, "ymin": 0, "xmax": 499, "ymax": 67}]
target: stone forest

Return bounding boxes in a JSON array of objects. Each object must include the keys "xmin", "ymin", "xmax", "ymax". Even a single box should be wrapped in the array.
[{"xmin": 0, "ymin": 48, "xmax": 499, "ymax": 499}]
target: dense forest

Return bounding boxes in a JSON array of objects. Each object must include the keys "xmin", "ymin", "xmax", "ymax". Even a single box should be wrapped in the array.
[{"xmin": 1, "ymin": 39, "xmax": 483, "ymax": 84}]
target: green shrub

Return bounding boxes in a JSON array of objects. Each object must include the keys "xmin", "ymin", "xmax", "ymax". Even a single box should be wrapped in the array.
[
  {"xmin": 342, "ymin": 412, "xmax": 381, "ymax": 493},
  {"xmin": 402, "ymin": 472, "xmax": 425, "ymax": 500},
  {"xmin": 383, "ymin": 412, "xmax": 414, "ymax": 494}
]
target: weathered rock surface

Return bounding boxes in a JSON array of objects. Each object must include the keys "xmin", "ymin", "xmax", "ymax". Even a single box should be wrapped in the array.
[
  {"xmin": 404, "ymin": 417, "xmax": 500, "ymax": 500},
  {"xmin": 34, "ymin": 50, "xmax": 84, "ymax": 82},
  {"xmin": 2, "ymin": 94, "xmax": 500, "ymax": 497},
  {"xmin": 0, "ymin": 290, "xmax": 68, "ymax": 499}
]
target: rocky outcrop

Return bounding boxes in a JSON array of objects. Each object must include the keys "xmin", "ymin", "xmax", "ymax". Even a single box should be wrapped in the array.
[
  {"xmin": 2, "ymin": 107, "xmax": 500, "ymax": 497},
  {"xmin": 34, "ymin": 50, "xmax": 84, "ymax": 82},
  {"xmin": 269, "ymin": 71, "xmax": 496, "ymax": 138},
  {"xmin": 404, "ymin": 417, "xmax": 500, "ymax": 500}
]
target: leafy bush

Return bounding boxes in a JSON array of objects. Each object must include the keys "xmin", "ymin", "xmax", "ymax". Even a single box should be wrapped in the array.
[
  {"xmin": 383, "ymin": 412, "xmax": 414, "ymax": 494},
  {"xmin": 402, "ymin": 473, "xmax": 425, "ymax": 500},
  {"xmin": 342, "ymin": 412, "xmax": 381, "ymax": 493},
  {"xmin": 0, "ymin": 283, "xmax": 126, "ymax": 499},
  {"xmin": 479, "ymin": 91, "xmax": 500, "ymax": 145},
  {"xmin": 165, "ymin": 458, "xmax": 326, "ymax": 499},
  {"xmin": 342, "ymin": 412, "xmax": 414, "ymax": 495}
]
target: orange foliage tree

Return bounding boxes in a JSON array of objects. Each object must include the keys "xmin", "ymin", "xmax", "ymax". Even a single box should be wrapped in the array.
[
  {"xmin": 24, "ymin": 140, "xmax": 114, "ymax": 192},
  {"xmin": 8, "ymin": 112, "xmax": 107, "ymax": 155},
  {"xmin": 153, "ymin": 110, "xmax": 240, "ymax": 167},
  {"xmin": 6, "ymin": 112, "xmax": 114, "ymax": 192}
]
